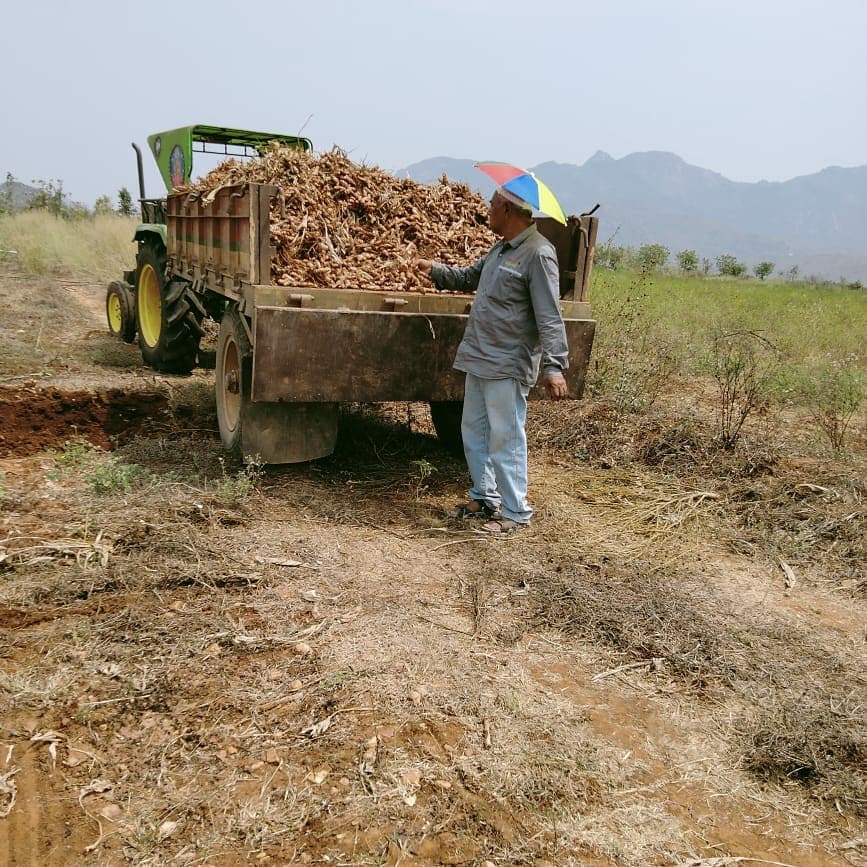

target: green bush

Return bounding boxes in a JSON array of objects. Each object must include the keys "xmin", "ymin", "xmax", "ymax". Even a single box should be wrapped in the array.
[
  {"xmin": 637, "ymin": 244, "xmax": 669, "ymax": 272},
  {"xmin": 716, "ymin": 254, "xmax": 747, "ymax": 277},
  {"xmin": 806, "ymin": 363, "xmax": 864, "ymax": 452},
  {"xmin": 705, "ymin": 330, "xmax": 780, "ymax": 449},
  {"xmin": 754, "ymin": 261, "xmax": 774, "ymax": 281},
  {"xmin": 213, "ymin": 455, "xmax": 264, "ymax": 502},
  {"xmin": 676, "ymin": 249, "xmax": 698, "ymax": 273},
  {"xmin": 587, "ymin": 272, "xmax": 677, "ymax": 413}
]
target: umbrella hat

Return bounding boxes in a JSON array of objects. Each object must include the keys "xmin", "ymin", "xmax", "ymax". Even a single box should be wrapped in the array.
[{"xmin": 474, "ymin": 162, "xmax": 567, "ymax": 225}]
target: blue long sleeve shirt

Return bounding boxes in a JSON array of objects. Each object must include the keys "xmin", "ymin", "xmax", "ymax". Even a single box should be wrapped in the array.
[{"xmin": 430, "ymin": 224, "xmax": 569, "ymax": 386}]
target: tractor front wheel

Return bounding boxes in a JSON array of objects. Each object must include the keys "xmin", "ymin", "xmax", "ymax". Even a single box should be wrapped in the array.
[
  {"xmin": 135, "ymin": 240, "xmax": 201, "ymax": 374},
  {"xmin": 105, "ymin": 280, "xmax": 136, "ymax": 343}
]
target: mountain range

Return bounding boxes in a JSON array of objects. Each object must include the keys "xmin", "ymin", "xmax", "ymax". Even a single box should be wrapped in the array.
[
  {"xmin": 0, "ymin": 178, "xmax": 41, "ymax": 209},
  {"xmin": 397, "ymin": 152, "xmax": 867, "ymax": 282},
  {"xmin": 5, "ymin": 154, "xmax": 866, "ymax": 281}
]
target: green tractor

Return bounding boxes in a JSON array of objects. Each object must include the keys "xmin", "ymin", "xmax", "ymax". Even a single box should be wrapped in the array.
[{"xmin": 106, "ymin": 125, "xmax": 311, "ymax": 373}]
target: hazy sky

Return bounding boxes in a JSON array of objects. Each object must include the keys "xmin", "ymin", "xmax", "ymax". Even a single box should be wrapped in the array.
[{"xmin": 3, "ymin": 0, "xmax": 865, "ymax": 206}]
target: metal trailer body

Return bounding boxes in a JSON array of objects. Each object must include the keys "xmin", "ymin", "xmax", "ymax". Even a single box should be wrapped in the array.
[{"xmin": 164, "ymin": 182, "xmax": 598, "ymax": 463}]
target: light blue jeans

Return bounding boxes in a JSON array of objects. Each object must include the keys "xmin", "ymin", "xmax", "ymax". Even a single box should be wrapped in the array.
[{"xmin": 462, "ymin": 373, "xmax": 533, "ymax": 524}]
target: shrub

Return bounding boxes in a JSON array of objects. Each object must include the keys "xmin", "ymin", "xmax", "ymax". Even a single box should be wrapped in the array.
[
  {"xmin": 716, "ymin": 254, "xmax": 748, "ymax": 278},
  {"xmin": 806, "ymin": 363, "xmax": 864, "ymax": 452},
  {"xmin": 676, "ymin": 249, "xmax": 698, "ymax": 273},
  {"xmin": 637, "ymin": 244, "xmax": 669, "ymax": 272},
  {"xmin": 587, "ymin": 273, "xmax": 677, "ymax": 413},
  {"xmin": 707, "ymin": 330, "xmax": 780, "ymax": 449},
  {"xmin": 754, "ymin": 262, "xmax": 774, "ymax": 281}
]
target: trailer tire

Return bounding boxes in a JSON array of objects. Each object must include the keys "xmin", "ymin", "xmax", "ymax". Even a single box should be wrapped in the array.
[
  {"xmin": 105, "ymin": 280, "xmax": 136, "ymax": 343},
  {"xmin": 135, "ymin": 240, "xmax": 201, "ymax": 374},
  {"xmin": 216, "ymin": 306, "xmax": 252, "ymax": 454},
  {"xmin": 429, "ymin": 401, "xmax": 464, "ymax": 456}
]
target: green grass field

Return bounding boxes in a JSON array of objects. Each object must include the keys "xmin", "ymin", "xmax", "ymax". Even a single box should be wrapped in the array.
[
  {"xmin": 590, "ymin": 268, "xmax": 866, "ymax": 425},
  {"xmin": 593, "ymin": 268, "xmax": 865, "ymax": 367}
]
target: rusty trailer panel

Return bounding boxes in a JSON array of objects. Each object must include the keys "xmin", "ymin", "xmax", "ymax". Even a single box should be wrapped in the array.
[
  {"xmin": 165, "ymin": 184, "xmax": 275, "ymax": 291},
  {"xmin": 251, "ymin": 306, "xmax": 595, "ymax": 403},
  {"xmin": 535, "ymin": 215, "xmax": 599, "ymax": 301}
]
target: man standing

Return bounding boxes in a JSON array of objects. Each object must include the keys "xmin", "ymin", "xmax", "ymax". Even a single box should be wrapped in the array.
[{"xmin": 414, "ymin": 187, "xmax": 569, "ymax": 534}]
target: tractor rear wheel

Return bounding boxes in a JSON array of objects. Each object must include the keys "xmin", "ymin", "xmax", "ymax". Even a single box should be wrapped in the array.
[
  {"xmin": 215, "ymin": 306, "xmax": 252, "ymax": 453},
  {"xmin": 215, "ymin": 306, "xmax": 340, "ymax": 463},
  {"xmin": 135, "ymin": 240, "xmax": 202, "ymax": 374},
  {"xmin": 105, "ymin": 280, "xmax": 136, "ymax": 343}
]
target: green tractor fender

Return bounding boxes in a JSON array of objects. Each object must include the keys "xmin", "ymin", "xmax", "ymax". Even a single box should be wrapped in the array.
[{"xmin": 133, "ymin": 224, "xmax": 166, "ymax": 248}]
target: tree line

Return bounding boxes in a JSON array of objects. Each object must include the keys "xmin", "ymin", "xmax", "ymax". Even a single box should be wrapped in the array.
[
  {"xmin": 596, "ymin": 241, "xmax": 780, "ymax": 280},
  {"xmin": 595, "ymin": 240, "xmax": 864, "ymax": 289},
  {"xmin": 0, "ymin": 173, "xmax": 135, "ymax": 219}
]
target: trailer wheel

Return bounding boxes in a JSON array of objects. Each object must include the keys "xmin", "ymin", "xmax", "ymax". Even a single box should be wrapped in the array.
[
  {"xmin": 105, "ymin": 280, "xmax": 136, "ymax": 343},
  {"xmin": 216, "ymin": 306, "xmax": 252, "ymax": 453},
  {"xmin": 135, "ymin": 240, "xmax": 201, "ymax": 374},
  {"xmin": 429, "ymin": 401, "xmax": 464, "ymax": 456}
]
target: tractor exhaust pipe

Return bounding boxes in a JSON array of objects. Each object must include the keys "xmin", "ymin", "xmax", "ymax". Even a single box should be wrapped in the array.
[{"xmin": 131, "ymin": 142, "xmax": 146, "ymax": 215}]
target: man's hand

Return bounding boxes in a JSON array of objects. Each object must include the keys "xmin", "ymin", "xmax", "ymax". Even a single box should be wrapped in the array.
[
  {"xmin": 544, "ymin": 372, "xmax": 568, "ymax": 401},
  {"xmin": 412, "ymin": 258, "xmax": 434, "ymax": 280}
]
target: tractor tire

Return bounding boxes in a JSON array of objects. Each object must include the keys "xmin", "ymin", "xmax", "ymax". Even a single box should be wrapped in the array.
[
  {"xmin": 105, "ymin": 280, "xmax": 136, "ymax": 343},
  {"xmin": 135, "ymin": 240, "xmax": 202, "ymax": 374},
  {"xmin": 215, "ymin": 306, "xmax": 252, "ymax": 454},
  {"xmin": 429, "ymin": 400, "xmax": 465, "ymax": 456}
]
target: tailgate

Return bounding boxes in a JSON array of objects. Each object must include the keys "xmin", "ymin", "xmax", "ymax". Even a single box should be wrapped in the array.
[{"xmin": 251, "ymin": 306, "xmax": 595, "ymax": 403}]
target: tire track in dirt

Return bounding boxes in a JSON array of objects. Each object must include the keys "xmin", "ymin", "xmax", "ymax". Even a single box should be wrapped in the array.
[
  {"xmin": 0, "ymin": 593, "xmax": 149, "ymax": 630},
  {"xmin": 0, "ymin": 738, "xmax": 90, "ymax": 865}
]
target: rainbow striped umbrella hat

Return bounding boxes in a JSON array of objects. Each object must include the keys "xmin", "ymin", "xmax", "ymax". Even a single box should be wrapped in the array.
[{"xmin": 474, "ymin": 162, "xmax": 567, "ymax": 225}]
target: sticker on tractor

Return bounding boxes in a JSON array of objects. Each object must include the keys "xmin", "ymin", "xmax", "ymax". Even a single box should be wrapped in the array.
[{"xmin": 170, "ymin": 145, "xmax": 185, "ymax": 189}]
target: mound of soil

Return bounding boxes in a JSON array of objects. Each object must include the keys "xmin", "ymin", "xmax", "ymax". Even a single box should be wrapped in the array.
[{"xmin": 0, "ymin": 386, "xmax": 169, "ymax": 456}]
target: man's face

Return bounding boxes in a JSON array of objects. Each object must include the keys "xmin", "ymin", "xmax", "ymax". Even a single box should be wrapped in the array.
[{"xmin": 488, "ymin": 193, "xmax": 507, "ymax": 236}]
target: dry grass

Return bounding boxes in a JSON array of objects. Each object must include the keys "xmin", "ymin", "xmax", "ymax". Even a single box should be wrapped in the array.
[
  {"xmin": 729, "ymin": 470, "xmax": 866, "ymax": 593},
  {"xmin": 530, "ymin": 398, "xmax": 866, "ymax": 592},
  {"xmin": 495, "ymin": 551, "xmax": 867, "ymax": 819},
  {"xmin": 524, "ymin": 561, "xmax": 748, "ymax": 691},
  {"xmin": 0, "ymin": 211, "xmax": 137, "ymax": 281},
  {"xmin": 740, "ymin": 695, "xmax": 867, "ymax": 817},
  {"xmin": 2, "ymin": 409, "xmax": 865, "ymax": 864},
  {"xmin": 1, "ymin": 253, "xmax": 866, "ymax": 863}
]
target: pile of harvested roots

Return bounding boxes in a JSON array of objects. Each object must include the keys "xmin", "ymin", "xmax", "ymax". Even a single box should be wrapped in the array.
[{"xmin": 186, "ymin": 145, "xmax": 496, "ymax": 292}]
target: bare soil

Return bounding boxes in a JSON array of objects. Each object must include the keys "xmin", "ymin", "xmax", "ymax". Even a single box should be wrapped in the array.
[{"xmin": 0, "ymin": 271, "xmax": 865, "ymax": 866}]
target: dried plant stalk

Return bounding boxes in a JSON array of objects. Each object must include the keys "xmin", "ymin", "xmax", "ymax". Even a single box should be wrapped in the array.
[{"xmin": 184, "ymin": 145, "xmax": 496, "ymax": 292}]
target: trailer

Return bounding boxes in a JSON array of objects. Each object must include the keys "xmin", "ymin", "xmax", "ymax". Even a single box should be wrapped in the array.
[{"xmin": 106, "ymin": 126, "xmax": 599, "ymax": 463}]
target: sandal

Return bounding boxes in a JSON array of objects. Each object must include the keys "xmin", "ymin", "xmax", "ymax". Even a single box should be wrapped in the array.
[
  {"xmin": 479, "ymin": 518, "xmax": 528, "ymax": 535},
  {"xmin": 446, "ymin": 499, "xmax": 497, "ymax": 519}
]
